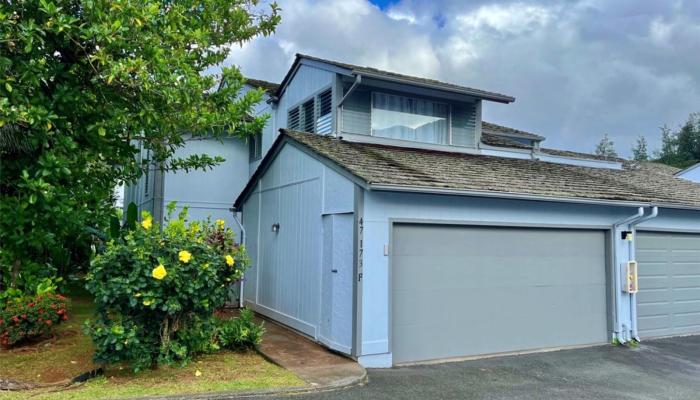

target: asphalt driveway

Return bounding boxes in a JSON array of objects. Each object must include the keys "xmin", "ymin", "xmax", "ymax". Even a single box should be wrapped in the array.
[{"xmin": 277, "ymin": 335, "xmax": 700, "ymax": 400}]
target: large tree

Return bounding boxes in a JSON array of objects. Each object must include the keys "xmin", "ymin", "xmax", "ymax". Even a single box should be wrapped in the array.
[
  {"xmin": 631, "ymin": 135, "xmax": 649, "ymax": 161},
  {"xmin": 656, "ymin": 113, "xmax": 700, "ymax": 168},
  {"xmin": 0, "ymin": 0, "xmax": 279, "ymax": 293},
  {"xmin": 594, "ymin": 134, "xmax": 618, "ymax": 159}
]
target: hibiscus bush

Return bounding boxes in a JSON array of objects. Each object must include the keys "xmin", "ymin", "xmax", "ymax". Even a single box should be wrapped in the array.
[
  {"xmin": 0, "ymin": 293, "xmax": 69, "ymax": 347},
  {"xmin": 85, "ymin": 204, "xmax": 249, "ymax": 371}
]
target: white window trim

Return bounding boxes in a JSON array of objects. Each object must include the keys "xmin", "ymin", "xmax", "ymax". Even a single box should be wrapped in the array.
[{"xmin": 369, "ymin": 91, "xmax": 452, "ymax": 146}]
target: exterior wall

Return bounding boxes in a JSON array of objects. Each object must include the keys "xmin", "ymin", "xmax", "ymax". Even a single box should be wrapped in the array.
[
  {"xmin": 357, "ymin": 190, "xmax": 700, "ymax": 367},
  {"xmin": 678, "ymin": 164, "xmax": 700, "ymax": 182},
  {"xmin": 241, "ymin": 143, "xmax": 355, "ymax": 351},
  {"xmin": 273, "ymin": 64, "xmax": 335, "ymax": 144},
  {"xmin": 240, "ymin": 84, "xmax": 275, "ymax": 174},
  {"xmin": 162, "ymin": 137, "xmax": 248, "ymax": 238}
]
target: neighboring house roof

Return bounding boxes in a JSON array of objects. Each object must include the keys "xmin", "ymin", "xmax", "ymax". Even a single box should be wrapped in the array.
[
  {"xmin": 481, "ymin": 121, "xmax": 545, "ymax": 141},
  {"xmin": 481, "ymin": 129, "xmax": 626, "ymax": 163},
  {"xmin": 635, "ymin": 162, "xmax": 682, "ymax": 176},
  {"xmin": 245, "ymin": 78, "xmax": 280, "ymax": 93},
  {"xmin": 677, "ymin": 162, "xmax": 700, "ymax": 176},
  {"xmin": 276, "ymin": 54, "xmax": 515, "ymax": 103},
  {"xmin": 235, "ymin": 130, "xmax": 700, "ymax": 210}
]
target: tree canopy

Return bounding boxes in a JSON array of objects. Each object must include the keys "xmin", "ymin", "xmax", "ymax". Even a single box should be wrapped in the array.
[
  {"xmin": 594, "ymin": 134, "xmax": 618, "ymax": 159},
  {"xmin": 0, "ymin": 0, "xmax": 280, "ymax": 294}
]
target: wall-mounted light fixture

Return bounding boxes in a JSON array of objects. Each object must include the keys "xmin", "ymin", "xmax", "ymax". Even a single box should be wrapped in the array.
[
  {"xmin": 621, "ymin": 231, "xmax": 633, "ymax": 241},
  {"xmin": 272, "ymin": 223, "xmax": 280, "ymax": 234}
]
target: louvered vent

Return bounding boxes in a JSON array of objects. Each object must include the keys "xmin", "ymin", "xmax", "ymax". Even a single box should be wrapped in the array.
[
  {"xmin": 288, "ymin": 107, "xmax": 300, "ymax": 131},
  {"xmin": 302, "ymin": 99, "xmax": 315, "ymax": 133},
  {"xmin": 316, "ymin": 89, "xmax": 332, "ymax": 134}
]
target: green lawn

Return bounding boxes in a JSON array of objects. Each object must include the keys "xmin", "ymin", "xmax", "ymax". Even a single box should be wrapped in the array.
[{"xmin": 0, "ymin": 297, "xmax": 304, "ymax": 400}]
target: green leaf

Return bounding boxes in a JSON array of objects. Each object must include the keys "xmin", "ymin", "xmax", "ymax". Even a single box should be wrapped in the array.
[
  {"xmin": 4, "ymin": 82, "xmax": 11, "ymax": 93},
  {"xmin": 125, "ymin": 202, "xmax": 138, "ymax": 230}
]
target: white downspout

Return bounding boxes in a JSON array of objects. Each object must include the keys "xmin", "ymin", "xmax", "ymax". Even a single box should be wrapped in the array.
[
  {"xmin": 613, "ymin": 207, "xmax": 644, "ymax": 342},
  {"xmin": 230, "ymin": 206, "xmax": 246, "ymax": 308},
  {"xmin": 629, "ymin": 206, "xmax": 659, "ymax": 341}
]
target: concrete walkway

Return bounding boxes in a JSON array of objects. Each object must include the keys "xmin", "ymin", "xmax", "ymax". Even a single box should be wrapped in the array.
[{"xmin": 255, "ymin": 316, "xmax": 366, "ymax": 389}]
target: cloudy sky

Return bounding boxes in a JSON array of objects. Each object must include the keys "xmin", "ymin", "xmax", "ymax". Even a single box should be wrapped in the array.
[{"xmin": 226, "ymin": 0, "xmax": 700, "ymax": 156}]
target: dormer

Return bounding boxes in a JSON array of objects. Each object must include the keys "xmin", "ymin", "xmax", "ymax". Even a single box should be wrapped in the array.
[{"xmin": 272, "ymin": 54, "xmax": 514, "ymax": 151}]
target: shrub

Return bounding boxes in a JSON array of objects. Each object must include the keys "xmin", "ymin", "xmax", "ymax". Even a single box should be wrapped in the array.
[
  {"xmin": 85, "ymin": 204, "xmax": 249, "ymax": 371},
  {"xmin": 0, "ymin": 293, "xmax": 69, "ymax": 347},
  {"xmin": 216, "ymin": 309, "xmax": 265, "ymax": 351}
]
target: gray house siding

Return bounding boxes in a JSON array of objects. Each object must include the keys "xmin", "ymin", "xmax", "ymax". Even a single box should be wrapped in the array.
[
  {"xmin": 240, "ymin": 143, "xmax": 356, "ymax": 353},
  {"xmin": 163, "ymin": 137, "xmax": 248, "ymax": 230}
]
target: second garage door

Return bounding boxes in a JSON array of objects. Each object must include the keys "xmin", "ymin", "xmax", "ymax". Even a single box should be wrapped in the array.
[
  {"xmin": 637, "ymin": 232, "xmax": 700, "ymax": 339},
  {"xmin": 391, "ymin": 224, "xmax": 609, "ymax": 365}
]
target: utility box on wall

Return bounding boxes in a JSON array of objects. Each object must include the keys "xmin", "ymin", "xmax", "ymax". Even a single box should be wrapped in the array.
[{"xmin": 622, "ymin": 261, "xmax": 639, "ymax": 293}]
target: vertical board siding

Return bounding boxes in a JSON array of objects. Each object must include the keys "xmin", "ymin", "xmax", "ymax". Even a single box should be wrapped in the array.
[
  {"xmin": 451, "ymin": 102, "xmax": 477, "ymax": 147},
  {"xmin": 163, "ymin": 137, "xmax": 248, "ymax": 234},
  {"xmin": 242, "ymin": 188, "xmax": 260, "ymax": 304},
  {"xmin": 342, "ymin": 89, "xmax": 371, "ymax": 135},
  {"xmin": 242, "ymin": 143, "xmax": 356, "ymax": 343}
]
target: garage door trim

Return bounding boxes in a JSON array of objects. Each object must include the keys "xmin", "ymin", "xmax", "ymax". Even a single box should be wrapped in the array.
[{"xmin": 388, "ymin": 218, "xmax": 614, "ymax": 365}]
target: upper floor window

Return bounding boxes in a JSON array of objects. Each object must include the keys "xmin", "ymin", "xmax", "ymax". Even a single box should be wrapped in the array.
[
  {"xmin": 371, "ymin": 92, "xmax": 449, "ymax": 145},
  {"xmin": 249, "ymin": 132, "xmax": 262, "ymax": 161},
  {"xmin": 286, "ymin": 88, "xmax": 333, "ymax": 134}
]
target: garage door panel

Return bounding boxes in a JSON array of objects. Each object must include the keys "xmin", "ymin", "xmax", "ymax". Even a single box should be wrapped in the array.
[
  {"xmin": 638, "ymin": 232, "xmax": 700, "ymax": 339},
  {"xmin": 638, "ymin": 276, "xmax": 671, "ymax": 290},
  {"xmin": 637, "ymin": 252, "xmax": 668, "ymax": 263},
  {"xmin": 391, "ymin": 225, "xmax": 608, "ymax": 365}
]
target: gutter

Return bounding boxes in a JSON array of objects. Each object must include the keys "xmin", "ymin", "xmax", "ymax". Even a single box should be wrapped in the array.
[
  {"xmin": 354, "ymin": 70, "xmax": 515, "ymax": 104},
  {"xmin": 369, "ymin": 184, "xmax": 651, "ymax": 209},
  {"xmin": 368, "ymin": 184, "xmax": 700, "ymax": 211},
  {"xmin": 613, "ymin": 207, "xmax": 644, "ymax": 341},
  {"xmin": 612, "ymin": 206, "xmax": 659, "ymax": 343},
  {"xmin": 628, "ymin": 206, "xmax": 659, "ymax": 340},
  {"xmin": 337, "ymin": 74, "xmax": 361, "ymax": 107},
  {"xmin": 230, "ymin": 206, "xmax": 247, "ymax": 308}
]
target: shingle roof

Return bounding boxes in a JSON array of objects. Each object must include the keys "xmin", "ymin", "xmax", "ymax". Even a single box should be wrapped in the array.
[
  {"xmin": 237, "ymin": 130, "xmax": 700, "ymax": 209},
  {"xmin": 280, "ymin": 54, "xmax": 514, "ymax": 103},
  {"xmin": 245, "ymin": 78, "xmax": 280, "ymax": 93},
  {"xmin": 481, "ymin": 121, "xmax": 545, "ymax": 141}
]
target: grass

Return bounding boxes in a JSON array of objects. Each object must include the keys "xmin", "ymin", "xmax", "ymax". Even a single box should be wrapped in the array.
[{"xmin": 0, "ymin": 296, "xmax": 304, "ymax": 400}]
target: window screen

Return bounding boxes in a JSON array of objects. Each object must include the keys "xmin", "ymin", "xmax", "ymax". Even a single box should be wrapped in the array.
[
  {"xmin": 316, "ymin": 89, "xmax": 332, "ymax": 134},
  {"xmin": 288, "ymin": 107, "xmax": 300, "ymax": 130},
  {"xmin": 302, "ymin": 99, "xmax": 315, "ymax": 133}
]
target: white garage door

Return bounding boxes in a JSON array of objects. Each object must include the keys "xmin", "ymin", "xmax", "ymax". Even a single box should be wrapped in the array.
[
  {"xmin": 391, "ymin": 224, "xmax": 609, "ymax": 365},
  {"xmin": 637, "ymin": 232, "xmax": 700, "ymax": 338}
]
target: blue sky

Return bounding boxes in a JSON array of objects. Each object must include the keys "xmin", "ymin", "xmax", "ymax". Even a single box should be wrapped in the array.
[{"xmin": 225, "ymin": 0, "xmax": 700, "ymax": 156}]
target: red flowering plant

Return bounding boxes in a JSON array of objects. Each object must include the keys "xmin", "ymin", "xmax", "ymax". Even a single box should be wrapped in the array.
[{"xmin": 0, "ymin": 293, "xmax": 70, "ymax": 347}]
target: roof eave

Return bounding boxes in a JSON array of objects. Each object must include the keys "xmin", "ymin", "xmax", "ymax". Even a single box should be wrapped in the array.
[
  {"xmin": 354, "ymin": 70, "xmax": 515, "ymax": 103},
  {"xmin": 367, "ymin": 183, "xmax": 700, "ymax": 211}
]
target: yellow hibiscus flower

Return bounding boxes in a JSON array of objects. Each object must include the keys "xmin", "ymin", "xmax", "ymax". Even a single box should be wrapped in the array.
[
  {"xmin": 141, "ymin": 216, "xmax": 153, "ymax": 230},
  {"xmin": 225, "ymin": 255, "xmax": 235, "ymax": 267},
  {"xmin": 215, "ymin": 219, "xmax": 225, "ymax": 229},
  {"xmin": 178, "ymin": 250, "xmax": 192, "ymax": 263},
  {"xmin": 152, "ymin": 264, "xmax": 167, "ymax": 280}
]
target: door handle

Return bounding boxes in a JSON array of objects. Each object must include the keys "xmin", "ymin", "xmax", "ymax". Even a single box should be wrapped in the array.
[{"xmin": 331, "ymin": 269, "xmax": 338, "ymax": 273}]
